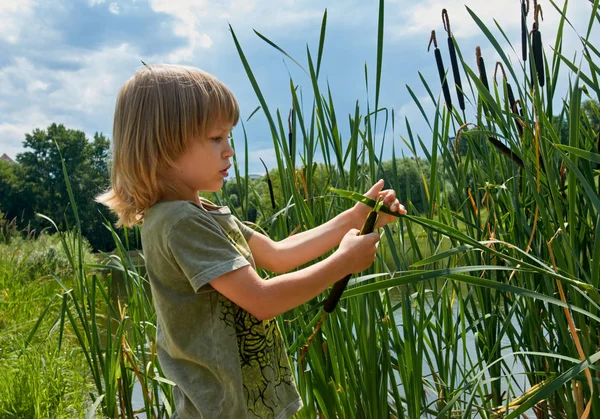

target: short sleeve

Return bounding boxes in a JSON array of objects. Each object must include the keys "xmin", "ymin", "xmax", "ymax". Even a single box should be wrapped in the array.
[
  {"xmin": 168, "ymin": 212, "xmax": 250, "ymax": 292},
  {"xmin": 234, "ymin": 218, "xmax": 255, "ymax": 241}
]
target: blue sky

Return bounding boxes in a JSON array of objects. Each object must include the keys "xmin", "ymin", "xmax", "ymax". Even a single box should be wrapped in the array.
[{"xmin": 0, "ymin": 0, "xmax": 595, "ymax": 175}]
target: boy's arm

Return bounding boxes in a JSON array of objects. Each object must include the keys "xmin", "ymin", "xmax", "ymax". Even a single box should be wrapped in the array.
[
  {"xmin": 248, "ymin": 210, "xmax": 355, "ymax": 274},
  {"xmin": 248, "ymin": 180, "xmax": 406, "ymax": 274},
  {"xmin": 211, "ymin": 229, "xmax": 380, "ymax": 320}
]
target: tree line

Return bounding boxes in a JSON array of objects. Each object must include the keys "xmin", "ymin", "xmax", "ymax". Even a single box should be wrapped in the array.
[{"xmin": 3, "ymin": 100, "xmax": 595, "ymax": 252}]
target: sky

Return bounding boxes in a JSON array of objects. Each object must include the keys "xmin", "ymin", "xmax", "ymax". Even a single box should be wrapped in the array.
[{"xmin": 0, "ymin": 0, "xmax": 596, "ymax": 175}]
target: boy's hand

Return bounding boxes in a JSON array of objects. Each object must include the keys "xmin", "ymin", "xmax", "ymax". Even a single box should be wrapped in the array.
[
  {"xmin": 337, "ymin": 228, "xmax": 381, "ymax": 273},
  {"xmin": 351, "ymin": 179, "xmax": 407, "ymax": 229}
]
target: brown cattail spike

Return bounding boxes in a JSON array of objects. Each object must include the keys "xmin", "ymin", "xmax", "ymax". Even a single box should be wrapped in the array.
[
  {"xmin": 531, "ymin": 0, "xmax": 544, "ymax": 87},
  {"xmin": 323, "ymin": 199, "xmax": 381, "ymax": 313},
  {"xmin": 429, "ymin": 30, "xmax": 452, "ymax": 108},
  {"xmin": 488, "ymin": 136, "xmax": 524, "ymax": 168},
  {"xmin": 288, "ymin": 108, "xmax": 294, "ymax": 164},
  {"xmin": 442, "ymin": 9, "xmax": 465, "ymax": 111},
  {"xmin": 521, "ymin": 0, "xmax": 529, "ymax": 61},
  {"xmin": 260, "ymin": 158, "xmax": 277, "ymax": 209},
  {"xmin": 512, "ymin": 99, "xmax": 524, "ymax": 137},
  {"xmin": 495, "ymin": 62, "xmax": 516, "ymax": 108},
  {"xmin": 476, "ymin": 46, "xmax": 490, "ymax": 92}
]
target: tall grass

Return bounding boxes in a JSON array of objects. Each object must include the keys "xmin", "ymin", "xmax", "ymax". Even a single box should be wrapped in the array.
[
  {"xmin": 18, "ymin": 0, "xmax": 600, "ymax": 417},
  {"xmin": 227, "ymin": 0, "xmax": 600, "ymax": 417}
]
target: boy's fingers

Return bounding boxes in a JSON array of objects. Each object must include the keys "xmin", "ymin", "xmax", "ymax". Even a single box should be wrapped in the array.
[{"xmin": 365, "ymin": 179, "xmax": 384, "ymax": 197}]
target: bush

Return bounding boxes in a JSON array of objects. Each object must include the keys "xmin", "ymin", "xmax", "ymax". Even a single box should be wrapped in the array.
[{"xmin": 0, "ymin": 231, "xmax": 93, "ymax": 284}]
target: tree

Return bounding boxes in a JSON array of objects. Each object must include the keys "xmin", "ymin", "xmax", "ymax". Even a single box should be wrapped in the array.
[
  {"xmin": 381, "ymin": 158, "xmax": 431, "ymax": 214},
  {"xmin": 0, "ymin": 123, "xmax": 115, "ymax": 251}
]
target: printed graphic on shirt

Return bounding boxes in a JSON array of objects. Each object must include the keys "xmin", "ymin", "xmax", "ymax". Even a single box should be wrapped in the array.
[
  {"xmin": 220, "ymin": 297, "xmax": 295, "ymax": 418},
  {"xmin": 217, "ymin": 219, "xmax": 296, "ymax": 419},
  {"xmin": 223, "ymin": 226, "xmax": 252, "ymax": 261}
]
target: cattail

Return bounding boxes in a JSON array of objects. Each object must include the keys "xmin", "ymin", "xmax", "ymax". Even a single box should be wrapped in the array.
[
  {"xmin": 476, "ymin": 47, "xmax": 489, "ymax": 92},
  {"xmin": 495, "ymin": 62, "xmax": 523, "ymax": 136},
  {"xmin": 513, "ymin": 99, "xmax": 524, "ymax": 137},
  {"xmin": 428, "ymin": 30, "xmax": 452, "ymax": 109},
  {"xmin": 288, "ymin": 108, "xmax": 295, "ymax": 166},
  {"xmin": 521, "ymin": 0, "xmax": 529, "ymax": 62},
  {"xmin": 323, "ymin": 201, "xmax": 380, "ymax": 313},
  {"xmin": 300, "ymin": 198, "xmax": 382, "ymax": 363},
  {"xmin": 531, "ymin": 0, "xmax": 545, "ymax": 87},
  {"xmin": 259, "ymin": 158, "xmax": 276, "ymax": 209},
  {"xmin": 488, "ymin": 136, "xmax": 524, "ymax": 168},
  {"xmin": 443, "ymin": 9, "xmax": 465, "ymax": 111}
]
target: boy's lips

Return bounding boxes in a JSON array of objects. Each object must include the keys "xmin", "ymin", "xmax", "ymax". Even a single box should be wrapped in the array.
[{"xmin": 220, "ymin": 164, "xmax": 231, "ymax": 177}]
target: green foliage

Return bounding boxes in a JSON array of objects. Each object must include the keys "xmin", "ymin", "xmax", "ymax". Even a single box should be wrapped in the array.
[
  {"xmin": 381, "ymin": 157, "xmax": 431, "ymax": 213},
  {"xmin": 0, "ymin": 228, "xmax": 94, "ymax": 418},
  {"xmin": 0, "ymin": 123, "xmax": 115, "ymax": 251},
  {"xmin": 0, "ymin": 347, "xmax": 88, "ymax": 418},
  {"xmin": 0, "ymin": 231, "xmax": 93, "ymax": 284}
]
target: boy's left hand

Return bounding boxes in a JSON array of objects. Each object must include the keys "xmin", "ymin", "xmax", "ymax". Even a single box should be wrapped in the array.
[{"xmin": 351, "ymin": 179, "xmax": 407, "ymax": 230}]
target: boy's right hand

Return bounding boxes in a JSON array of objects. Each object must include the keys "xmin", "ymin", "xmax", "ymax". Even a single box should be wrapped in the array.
[{"xmin": 336, "ymin": 228, "xmax": 380, "ymax": 274}]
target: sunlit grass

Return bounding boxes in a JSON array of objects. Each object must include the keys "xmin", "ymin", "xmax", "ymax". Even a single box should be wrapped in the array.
[{"xmin": 5, "ymin": 0, "xmax": 599, "ymax": 417}]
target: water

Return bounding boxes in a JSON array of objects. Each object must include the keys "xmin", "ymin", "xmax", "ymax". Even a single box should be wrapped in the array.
[{"xmin": 388, "ymin": 286, "xmax": 535, "ymax": 418}]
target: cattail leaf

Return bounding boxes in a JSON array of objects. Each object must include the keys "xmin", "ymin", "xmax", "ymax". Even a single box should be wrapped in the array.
[
  {"xmin": 505, "ymin": 350, "xmax": 600, "ymax": 418},
  {"xmin": 253, "ymin": 29, "xmax": 308, "ymax": 75},
  {"xmin": 463, "ymin": 65, "xmax": 506, "ymax": 124},
  {"xmin": 230, "ymin": 25, "xmax": 280, "ymax": 142},
  {"xmin": 411, "ymin": 244, "xmax": 475, "ymax": 267},
  {"xmin": 554, "ymin": 147, "xmax": 600, "ymax": 214},
  {"xmin": 316, "ymin": 9, "xmax": 327, "ymax": 78},
  {"xmin": 406, "ymin": 83, "xmax": 432, "ymax": 129},
  {"xmin": 555, "ymin": 144, "xmax": 600, "ymax": 164},
  {"xmin": 555, "ymin": 51, "xmax": 600, "ymax": 96},
  {"xmin": 592, "ymin": 216, "xmax": 600, "ymax": 287},
  {"xmin": 246, "ymin": 105, "xmax": 261, "ymax": 122},
  {"xmin": 343, "ymin": 271, "xmax": 600, "ymax": 323},
  {"xmin": 375, "ymin": 0, "xmax": 384, "ymax": 115}
]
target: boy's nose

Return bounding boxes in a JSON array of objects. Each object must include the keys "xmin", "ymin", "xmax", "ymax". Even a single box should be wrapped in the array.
[{"xmin": 223, "ymin": 141, "xmax": 234, "ymax": 158}]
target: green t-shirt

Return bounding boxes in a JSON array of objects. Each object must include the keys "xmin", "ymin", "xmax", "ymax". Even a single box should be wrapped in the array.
[{"xmin": 141, "ymin": 199, "xmax": 302, "ymax": 419}]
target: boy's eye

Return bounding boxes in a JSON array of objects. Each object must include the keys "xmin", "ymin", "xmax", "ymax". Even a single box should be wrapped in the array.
[{"xmin": 210, "ymin": 137, "xmax": 223, "ymax": 143}]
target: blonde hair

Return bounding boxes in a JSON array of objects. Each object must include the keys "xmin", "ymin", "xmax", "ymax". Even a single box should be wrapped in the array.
[{"xmin": 96, "ymin": 64, "xmax": 239, "ymax": 227}]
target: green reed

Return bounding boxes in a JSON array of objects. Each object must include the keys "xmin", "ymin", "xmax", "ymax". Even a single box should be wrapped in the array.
[
  {"xmin": 228, "ymin": 0, "xmax": 600, "ymax": 417},
  {"xmin": 20, "ymin": 0, "xmax": 600, "ymax": 417}
]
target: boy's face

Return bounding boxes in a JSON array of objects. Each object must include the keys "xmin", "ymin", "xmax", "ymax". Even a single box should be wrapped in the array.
[{"xmin": 167, "ymin": 121, "xmax": 234, "ymax": 201}]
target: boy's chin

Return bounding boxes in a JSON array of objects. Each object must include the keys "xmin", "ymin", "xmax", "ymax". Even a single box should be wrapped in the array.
[{"xmin": 203, "ymin": 183, "xmax": 224, "ymax": 193}]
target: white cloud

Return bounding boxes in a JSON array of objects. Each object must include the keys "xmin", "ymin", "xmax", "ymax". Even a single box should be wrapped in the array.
[
  {"xmin": 387, "ymin": 0, "xmax": 590, "ymax": 40},
  {"xmin": 109, "ymin": 2, "xmax": 120, "ymax": 14},
  {"xmin": 88, "ymin": 0, "xmax": 106, "ymax": 5},
  {"xmin": 147, "ymin": 0, "xmax": 324, "ymax": 62},
  {"xmin": 248, "ymin": 148, "xmax": 277, "ymax": 173},
  {"xmin": 0, "ymin": 0, "xmax": 35, "ymax": 44},
  {"xmin": 0, "ymin": 43, "xmax": 146, "ymax": 158},
  {"xmin": 27, "ymin": 80, "xmax": 49, "ymax": 93}
]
